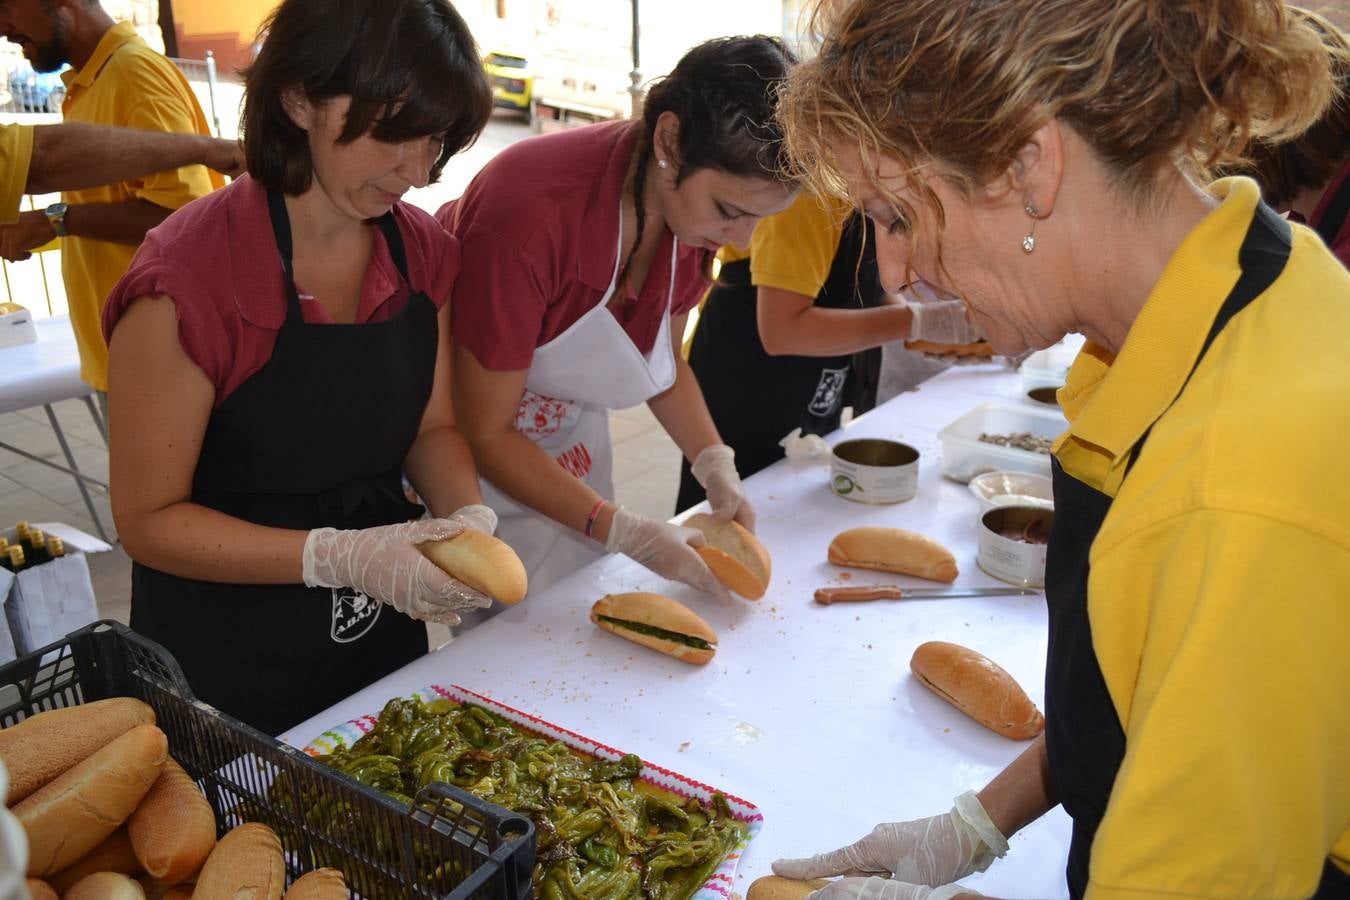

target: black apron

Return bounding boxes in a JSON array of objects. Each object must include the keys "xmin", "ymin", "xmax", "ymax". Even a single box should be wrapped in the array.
[
  {"xmin": 1045, "ymin": 202, "xmax": 1350, "ymax": 898},
  {"xmin": 1312, "ymin": 168, "xmax": 1350, "ymax": 257},
  {"xmin": 678, "ymin": 212, "xmax": 884, "ymax": 511},
  {"xmin": 129, "ymin": 191, "xmax": 436, "ymax": 736}
]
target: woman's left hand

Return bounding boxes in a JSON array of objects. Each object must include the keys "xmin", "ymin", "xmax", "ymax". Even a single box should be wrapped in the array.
[
  {"xmin": 691, "ymin": 444, "xmax": 756, "ymax": 530},
  {"xmin": 809, "ymin": 881, "xmax": 980, "ymax": 900},
  {"xmin": 451, "ymin": 503, "xmax": 498, "ymax": 535}
]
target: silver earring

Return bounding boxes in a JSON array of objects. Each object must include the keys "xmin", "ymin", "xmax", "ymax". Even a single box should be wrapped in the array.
[
  {"xmin": 1022, "ymin": 202, "xmax": 1039, "ymax": 253},
  {"xmin": 657, "ymin": 159, "xmax": 669, "ymax": 169}
]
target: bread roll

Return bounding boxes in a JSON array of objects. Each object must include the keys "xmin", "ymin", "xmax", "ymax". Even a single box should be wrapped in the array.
[
  {"xmin": 0, "ymin": 697, "xmax": 155, "ymax": 804},
  {"xmin": 827, "ymin": 527, "xmax": 958, "ymax": 583},
  {"xmin": 591, "ymin": 593, "xmax": 717, "ymax": 665},
  {"xmin": 128, "ymin": 758, "xmax": 217, "ymax": 885},
  {"xmin": 284, "ymin": 868, "xmax": 348, "ymax": 899},
  {"xmin": 64, "ymin": 871, "xmax": 147, "ymax": 900},
  {"xmin": 160, "ymin": 887, "xmax": 196, "ymax": 900},
  {"xmin": 25, "ymin": 880, "xmax": 58, "ymax": 900},
  {"xmin": 903, "ymin": 339, "xmax": 994, "ymax": 358},
  {"xmin": 420, "ymin": 530, "xmax": 528, "ymax": 604},
  {"xmin": 910, "ymin": 641, "xmax": 1044, "ymax": 740},
  {"xmin": 684, "ymin": 513, "xmax": 771, "ymax": 600},
  {"xmin": 16, "ymin": 723, "xmax": 167, "ymax": 876},
  {"xmin": 192, "ymin": 822, "xmax": 285, "ymax": 900},
  {"xmin": 49, "ymin": 827, "xmax": 143, "ymax": 893},
  {"xmin": 746, "ymin": 875, "xmax": 831, "ymax": 900}
]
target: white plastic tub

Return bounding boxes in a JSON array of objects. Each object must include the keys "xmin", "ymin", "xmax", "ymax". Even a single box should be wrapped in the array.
[{"xmin": 938, "ymin": 401, "xmax": 1067, "ymax": 483}]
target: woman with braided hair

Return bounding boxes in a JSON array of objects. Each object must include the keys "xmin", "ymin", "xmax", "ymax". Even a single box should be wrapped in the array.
[{"xmin": 440, "ymin": 36, "xmax": 797, "ymax": 603}]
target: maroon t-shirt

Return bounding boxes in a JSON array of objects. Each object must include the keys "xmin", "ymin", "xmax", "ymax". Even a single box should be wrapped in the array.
[
  {"xmin": 440, "ymin": 120, "xmax": 710, "ymax": 371},
  {"xmin": 103, "ymin": 175, "xmax": 457, "ymax": 406}
]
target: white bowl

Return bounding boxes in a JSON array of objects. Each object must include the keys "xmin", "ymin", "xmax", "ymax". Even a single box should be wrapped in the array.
[{"xmin": 968, "ymin": 470, "xmax": 1054, "ymax": 512}]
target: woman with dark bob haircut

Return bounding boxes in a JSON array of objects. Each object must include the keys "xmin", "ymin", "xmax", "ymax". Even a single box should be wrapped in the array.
[{"xmin": 100, "ymin": 0, "xmax": 495, "ymax": 735}]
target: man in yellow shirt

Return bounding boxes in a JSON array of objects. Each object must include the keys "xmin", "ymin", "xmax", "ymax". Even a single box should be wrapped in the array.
[{"xmin": 0, "ymin": 0, "xmax": 222, "ymax": 396}]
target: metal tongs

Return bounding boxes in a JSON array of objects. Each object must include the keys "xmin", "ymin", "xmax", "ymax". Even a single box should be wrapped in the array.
[{"xmin": 814, "ymin": 585, "xmax": 1037, "ymax": 605}]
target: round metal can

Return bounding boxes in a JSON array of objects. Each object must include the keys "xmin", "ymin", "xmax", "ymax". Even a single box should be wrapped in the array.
[
  {"xmin": 830, "ymin": 438, "xmax": 920, "ymax": 504},
  {"xmin": 977, "ymin": 505, "xmax": 1054, "ymax": 587}
]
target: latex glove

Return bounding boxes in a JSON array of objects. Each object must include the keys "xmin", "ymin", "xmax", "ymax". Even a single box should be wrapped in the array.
[
  {"xmin": 303, "ymin": 517, "xmax": 492, "ymax": 626},
  {"xmin": 809, "ymin": 880, "xmax": 979, "ymax": 900},
  {"xmin": 774, "ymin": 792, "xmax": 1008, "ymax": 886},
  {"xmin": 0, "ymin": 763, "xmax": 28, "ymax": 900},
  {"xmin": 605, "ymin": 506, "xmax": 731, "ymax": 601},
  {"xmin": 453, "ymin": 503, "xmax": 498, "ymax": 535},
  {"xmin": 908, "ymin": 299, "xmax": 983, "ymax": 346},
  {"xmin": 690, "ymin": 444, "xmax": 756, "ymax": 531}
]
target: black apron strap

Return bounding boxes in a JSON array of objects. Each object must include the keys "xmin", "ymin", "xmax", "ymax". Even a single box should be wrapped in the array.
[{"xmin": 1313, "ymin": 169, "xmax": 1350, "ymax": 251}]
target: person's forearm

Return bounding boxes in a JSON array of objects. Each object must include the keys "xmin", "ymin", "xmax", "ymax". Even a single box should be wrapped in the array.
[
  {"xmin": 28, "ymin": 124, "xmax": 224, "ymax": 194},
  {"xmin": 116, "ymin": 502, "xmax": 308, "ymax": 584},
  {"xmin": 646, "ymin": 357, "xmax": 722, "ymax": 463},
  {"xmin": 64, "ymin": 199, "xmax": 174, "ymax": 245},
  {"xmin": 469, "ymin": 427, "xmax": 605, "ymax": 537},
  {"xmin": 403, "ymin": 425, "xmax": 483, "ymax": 517},
  {"xmin": 976, "ymin": 733, "xmax": 1057, "ymax": 838},
  {"xmin": 759, "ymin": 296, "xmax": 914, "ymax": 356}
]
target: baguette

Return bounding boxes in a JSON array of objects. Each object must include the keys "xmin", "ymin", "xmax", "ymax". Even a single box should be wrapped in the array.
[
  {"xmin": 684, "ymin": 513, "xmax": 771, "ymax": 600},
  {"xmin": 746, "ymin": 875, "xmax": 832, "ymax": 900},
  {"xmin": 591, "ymin": 593, "xmax": 717, "ymax": 665},
  {"xmin": 0, "ymin": 697, "xmax": 155, "ymax": 804},
  {"xmin": 284, "ymin": 868, "xmax": 348, "ymax": 899},
  {"xmin": 16, "ymin": 723, "xmax": 168, "ymax": 876},
  {"xmin": 127, "ymin": 757, "xmax": 217, "ymax": 885},
  {"xmin": 420, "ymin": 530, "xmax": 528, "ymax": 604},
  {"xmin": 64, "ymin": 872, "xmax": 147, "ymax": 899},
  {"xmin": 192, "ymin": 822, "xmax": 285, "ymax": 900},
  {"xmin": 827, "ymin": 526, "xmax": 958, "ymax": 583},
  {"xmin": 910, "ymin": 641, "xmax": 1044, "ymax": 740},
  {"xmin": 903, "ymin": 339, "xmax": 994, "ymax": 358},
  {"xmin": 25, "ymin": 880, "xmax": 58, "ymax": 900},
  {"xmin": 49, "ymin": 827, "xmax": 143, "ymax": 894}
]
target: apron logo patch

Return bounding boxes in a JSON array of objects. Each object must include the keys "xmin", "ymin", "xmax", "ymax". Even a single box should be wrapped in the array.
[
  {"xmin": 331, "ymin": 589, "xmax": 381, "ymax": 643},
  {"xmin": 555, "ymin": 442, "xmax": 593, "ymax": 479},
  {"xmin": 808, "ymin": 367, "xmax": 850, "ymax": 417},
  {"xmin": 517, "ymin": 390, "xmax": 576, "ymax": 440}
]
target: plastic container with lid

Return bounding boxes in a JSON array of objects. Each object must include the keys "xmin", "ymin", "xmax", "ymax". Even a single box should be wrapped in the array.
[
  {"xmin": 937, "ymin": 401, "xmax": 1066, "ymax": 483},
  {"xmin": 1018, "ymin": 334, "xmax": 1086, "ymax": 395}
]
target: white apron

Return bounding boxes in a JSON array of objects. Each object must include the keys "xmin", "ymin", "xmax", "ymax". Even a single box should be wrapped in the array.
[{"xmin": 477, "ymin": 203, "xmax": 679, "ymax": 611}]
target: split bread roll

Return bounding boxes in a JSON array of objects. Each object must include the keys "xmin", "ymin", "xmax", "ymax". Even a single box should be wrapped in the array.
[
  {"xmin": 158, "ymin": 886, "xmax": 196, "ymax": 900},
  {"xmin": 64, "ymin": 872, "xmax": 147, "ymax": 900},
  {"xmin": 684, "ymin": 513, "xmax": 772, "ymax": 600},
  {"xmin": 0, "ymin": 697, "xmax": 155, "ymax": 804},
  {"xmin": 25, "ymin": 881, "xmax": 58, "ymax": 900},
  {"xmin": 746, "ymin": 875, "xmax": 832, "ymax": 899},
  {"xmin": 193, "ymin": 822, "xmax": 285, "ymax": 900},
  {"xmin": 48, "ymin": 827, "xmax": 143, "ymax": 894},
  {"xmin": 910, "ymin": 641, "xmax": 1044, "ymax": 740},
  {"xmin": 127, "ymin": 757, "xmax": 217, "ymax": 885},
  {"xmin": 591, "ymin": 593, "xmax": 717, "ymax": 665},
  {"xmin": 420, "ymin": 530, "xmax": 528, "ymax": 604},
  {"xmin": 828, "ymin": 527, "xmax": 958, "ymax": 583},
  {"xmin": 16, "ymin": 723, "xmax": 168, "ymax": 876},
  {"xmin": 284, "ymin": 867, "xmax": 348, "ymax": 899},
  {"xmin": 904, "ymin": 339, "xmax": 995, "ymax": 358}
]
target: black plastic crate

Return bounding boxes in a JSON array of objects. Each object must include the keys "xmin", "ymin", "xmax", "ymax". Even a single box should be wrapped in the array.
[{"xmin": 0, "ymin": 620, "xmax": 534, "ymax": 899}]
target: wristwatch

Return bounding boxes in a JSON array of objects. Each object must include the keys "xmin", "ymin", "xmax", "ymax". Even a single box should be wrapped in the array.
[{"xmin": 43, "ymin": 202, "xmax": 69, "ymax": 237}]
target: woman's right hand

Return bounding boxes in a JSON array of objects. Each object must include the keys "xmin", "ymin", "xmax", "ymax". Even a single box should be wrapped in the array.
[
  {"xmin": 302, "ymin": 518, "xmax": 491, "ymax": 625},
  {"xmin": 605, "ymin": 506, "xmax": 731, "ymax": 601}
]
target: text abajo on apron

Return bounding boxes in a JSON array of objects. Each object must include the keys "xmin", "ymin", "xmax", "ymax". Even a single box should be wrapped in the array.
[
  {"xmin": 480, "ymin": 198, "xmax": 679, "ymax": 597},
  {"xmin": 129, "ymin": 190, "xmax": 436, "ymax": 736}
]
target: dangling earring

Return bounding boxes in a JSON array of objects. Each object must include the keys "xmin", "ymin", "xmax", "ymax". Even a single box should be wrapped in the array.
[
  {"xmin": 1021, "ymin": 202, "xmax": 1039, "ymax": 253},
  {"xmin": 657, "ymin": 159, "xmax": 669, "ymax": 170}
]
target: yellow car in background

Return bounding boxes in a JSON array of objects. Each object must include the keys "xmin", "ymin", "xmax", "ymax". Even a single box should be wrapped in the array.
[{"xmin": 484, "ymin": 51, "xmax": 532, "ymax": 113}]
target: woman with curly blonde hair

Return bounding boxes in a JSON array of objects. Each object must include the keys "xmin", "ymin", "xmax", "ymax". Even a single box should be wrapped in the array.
[{"xmin": 770, "ymin": 1, "xmax": 1350, "ymax": 898}]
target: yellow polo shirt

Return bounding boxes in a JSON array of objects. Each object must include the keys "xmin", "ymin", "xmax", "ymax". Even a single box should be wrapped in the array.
[
  {"xmin": 1054, "ymin": 178, "xmax": 1350, "ymax": 898},
  {"xmin": 714, "ymin": 193, "xmax": 850, "ymax": 297},
  {"xmin": 0, "ymin": 124, "xmax": 34, "ymax": 225},
  {"xmin": 61, "ymin": 21, "xmax": 222, "ymax": 391}
]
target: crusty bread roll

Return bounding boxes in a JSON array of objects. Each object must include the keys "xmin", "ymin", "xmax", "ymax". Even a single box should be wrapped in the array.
[
  {"xmin": 420, "ymin": 530, "xmax": 528, "ymax": 604},
  {"xmin": 64, "ymin": 871, "xmax": 147, "ymax": 899},
  {"xmin": 49, "ymin": 827, "xmax": 143, "ymax": 893},
  {"xmin": 284, "ymin": 867, "xmax": 348, "ymax": 899},
  {"xmin": 25, "ymin": 880, "xmax": 58, "ymax": 900},
  {"xmin": 903, "ymin": 339, "xmax": 994, "ymax": 358},
  {"xmin": 16, "ymin": 723, "xmax": 167, "ymax": 876},
  {"xmin": 0, "ymin": 697, "xmax": 155, "ymax": 804},
  {"xmin": 160, "ymin": 887, "xmax": 196, "ymax": 900},
  {"xmin": 591, "ymin": 593, "xmax": 717, "ymax": 665},
  {"xmin": 127, "ymin": 757, "xmax": 216, "ymax": 885},
  {"xmin": 746, "ymin": 875, "xmax": 831, "ymax": 900},
  {"xmin": 684, "ymin": 513, "xmax": 771, "ymax": 600},
  {"xmin": 828, "ymin": 527, "xmax": 958, "ymax": 583},
  {"xmin": 192, "ymin": 822, "xmax": 285, "ymax": 900},
  {"xmin": 910, "ymin": 641, "xmax": 1044, "ymax": 740}
]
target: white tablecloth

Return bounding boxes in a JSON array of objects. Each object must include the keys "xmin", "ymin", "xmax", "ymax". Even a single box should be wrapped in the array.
[
  {"xmin": 0, "ymin": 315, "xmax": 91, "ymax": 415},
  {"xmin": 282, "ymin": 361, "xmax": 1073, "ymax": 899}
]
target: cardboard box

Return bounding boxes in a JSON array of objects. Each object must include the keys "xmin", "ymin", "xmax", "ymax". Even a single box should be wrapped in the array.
[{"xmin": 2, "ymin": 523, "xmax": 110, "ymax": 658}]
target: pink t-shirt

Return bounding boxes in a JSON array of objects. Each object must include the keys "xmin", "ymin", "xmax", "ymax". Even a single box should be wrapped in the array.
[
  {"xmin": 441, "ymin": 120, "xmax": 711, "ymax": 371},
  {"xmin": 103, "ymin": 175, "xmax": 458, "ymax": 406}
]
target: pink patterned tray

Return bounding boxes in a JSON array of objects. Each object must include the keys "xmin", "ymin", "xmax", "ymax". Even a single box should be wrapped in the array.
[{"xmin": 303, "ymin": 683, "xmax": 763, "ymax": 900}]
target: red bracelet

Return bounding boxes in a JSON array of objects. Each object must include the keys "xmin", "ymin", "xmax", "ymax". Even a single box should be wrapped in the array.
[{"xmin": 584, "ymin": 499, "xmax": 607, "ymax": 539}]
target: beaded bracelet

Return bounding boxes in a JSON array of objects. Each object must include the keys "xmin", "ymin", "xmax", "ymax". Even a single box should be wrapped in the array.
[{"xmin": 584, "ymin": 499, "xmax": 607, "ymax": 539}]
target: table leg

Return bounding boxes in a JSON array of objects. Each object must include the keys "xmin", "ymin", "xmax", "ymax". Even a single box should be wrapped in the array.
[
  {"xmin": 83, "ymin": 394, "xmax": 108, "ymax": 446},
  {"xmin": 43, "ymin": 403, "xmax": 110, "ymax": 542}
]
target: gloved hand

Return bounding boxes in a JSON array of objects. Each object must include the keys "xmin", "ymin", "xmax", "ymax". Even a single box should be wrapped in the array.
[
  {"xmin": 303, "ymin": 517, "xmax": 492, "ymax": 626},
  {"xmin": 907, "ymin": 298, "xmax": 983, "ymax": 346},
  {"xmin": 605, "ymin": 506, "xmax": 731, "ymax": 601},
  {"xmin": 453, "ymin": 503, "xmax": 498, "ymax": 535},
  {"xmin": 774, "ymin": 791, "xmax": 1008, "ymax": 886},
  {"xmin": 690, "ymin": 444, "xmax": 756, "ymax": 530},
  {"xmin": 810, "ymin": 881, "xmax": 980, "ymax": 900}
]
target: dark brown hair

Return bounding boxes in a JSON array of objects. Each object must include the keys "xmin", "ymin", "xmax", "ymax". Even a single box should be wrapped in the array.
[{"xmin": 242, "ymin": 0, "xmax": 492, "ymax": 194}]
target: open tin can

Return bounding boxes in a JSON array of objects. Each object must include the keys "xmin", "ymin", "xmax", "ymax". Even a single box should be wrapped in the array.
[
  {"xmin": 830, "ymin": 438, "xmax": 920, "ymax": 504},
  {"xmin": 977, "ymin": 505, "xmax": 1055, "ymax": 588}
]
